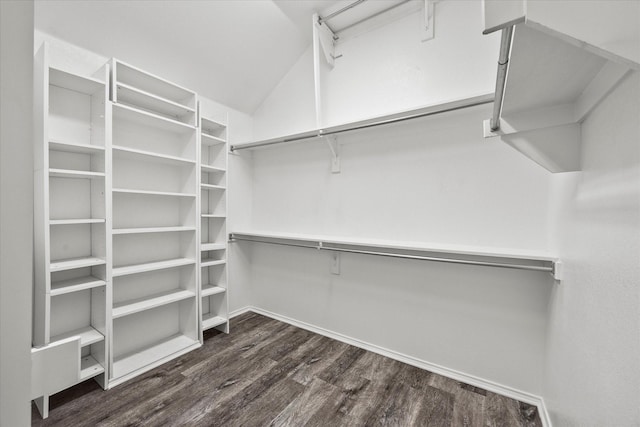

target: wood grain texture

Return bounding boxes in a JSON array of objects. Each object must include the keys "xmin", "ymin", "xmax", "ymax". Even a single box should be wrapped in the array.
[{"xmin": 32, "ymin": 312, "xmax": 543, "ymax": 427}]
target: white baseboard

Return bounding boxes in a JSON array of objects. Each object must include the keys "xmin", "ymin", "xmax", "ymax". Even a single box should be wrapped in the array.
[{"xmin": 229, "ymin": 305, "xmax": 552, "ymax": 427}]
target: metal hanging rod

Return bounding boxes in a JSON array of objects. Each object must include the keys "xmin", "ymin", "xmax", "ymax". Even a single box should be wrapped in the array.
[
  {"xmin": 230, "ymin": 93, "xmax": 494, "ymax": 152},
  {"xmin": 490, "ymin": 26, "xmax": 514, "ymax": 132},
  {"xmin": 318, "ymin": 0, "xmax": 368, "ymax": 24},
  {"xmin": 229, "ymin": 232, "xmax": 557, "ymax": 276}
]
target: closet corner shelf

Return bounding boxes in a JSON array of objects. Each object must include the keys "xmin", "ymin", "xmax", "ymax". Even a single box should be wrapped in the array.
[
  {"xmin": 50, "ymin": 256, "xmax": 106, "ymax": 273},
  {"xmin": 201, "ymin": 243, "xmax": 226, "ymax": 251},
  {"xmin": 112, "ymin": 145, "xmax": 196, "ymax": 166},
  {"xmin": 49, "ymin": 169, "xmax": 106, "ymax": 179},
  {"xmin": 201, "ymin": 259, "xmax": 226, "ymax": 268},
  {"xmin": 112, "ymin": 188, "xmax": 197, "ymax": 198},
  {"xmin": 113, "ymin": 103, "xmax": 196, "ymax": 134},
  {"xmin": 50, "ymin": 219, "xmax": 106, "ymax": 225},
  {"xmin": 229, "ymin": 231, "xmax": 561, "ymax": 280},
  {"xmin": 112, "ymin": 226, "xmax": 196, "ymax": 235},
  {"xmin": 201, "ymin": 133, "xmax": 227, "ymax": 146},
  {"xmin": 201, "ymin": 214, "xmax": 226, "ymax": 219},
  {"xmin": 116, "ymin": 82, "xmax": 195, "ymax": 119},
  {"xmin": 112, "ymin": 289, "xmax": 196, "ymax": 319},
  {"xmin": 51, "ymin": 326, "xmax": 104, "ymax": 348},
  {"xmin": 80, "ymin": 355, "xmax": 105, "ymax": 381},
  {"xmin": 202, "ymin": 314, "xmax": 227, "ymax": 330},
  {"xmin": 50, "ymin": 276, "xmax": 106, "ymax": 296},
  {"xmin": 49, "ymin": 67, "xmax": 105, "ymax": 95},
  {"xmin": 201, "ymin": 285, "xmax": 226, "ymax": 297},
  {"xmin": 201, "ymin": 164, "xmax": 226, "ymax": 173},
  {"xmin": 230, "ymin": 93, "xmax": 495, "ymax": 151},
  {"xmin": 49, "ymin": 140, "xmax": 105, "ymax": 154},
  {"xmin": 201, "ymin": 183, "xmax": 226, "ymax": 191},
  {"xmin": 112, "ymin": 257, "xmax": 195, "ymax": 277}
]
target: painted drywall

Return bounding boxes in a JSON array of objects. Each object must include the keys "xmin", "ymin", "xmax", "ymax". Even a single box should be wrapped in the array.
[
  {"xmin": 544, "ymin": 72, "xmax": 640, "ymax": 426},
  {"xmin": 0, "ymin": 1, "xmax": 34, "ymax": 425},
  {"xmin": 247, "ymin": 103, "xmax": 555, "ymax": 394}
]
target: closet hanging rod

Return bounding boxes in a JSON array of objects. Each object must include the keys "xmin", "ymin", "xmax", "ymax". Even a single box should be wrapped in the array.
[
  {"xmin": 490, "ymin": 26, "xmax": 514, "ymax": 131},
  {"xmin": 230, "ymin": 93, "xmax": 494, "ymax": 152},
  {"xmin": 318, "ymin": 0, "xmax": 368, "ymax": 24},
  {"xmin": 229, "ymin": 232, "xmax": 557, "ymax": 275}
]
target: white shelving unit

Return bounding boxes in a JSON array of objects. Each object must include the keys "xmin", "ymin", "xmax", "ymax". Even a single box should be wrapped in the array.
[
  {"xmin": 33, "ymin": 43, "xmax": 110, "ymax": 418},
  {"xmin": 109, "ymin": 59, "xmax": 200, "ymax": 387},
  {"xmin": 198, "ymin": 112, "xmax": 229, "ymax": 339}
]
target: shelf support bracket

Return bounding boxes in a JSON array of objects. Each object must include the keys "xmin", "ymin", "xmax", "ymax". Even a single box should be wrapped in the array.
[
  {"xmin": 324, "ymin": 135, "xmax": 340, "ymax": 173},
  {"xmin": 314, "ymin": 13, "xmax": 337, "ymax": 68},
  {"xmin": 331, "ymin": 252, "xmax": 341, "ymax": 275},
  {"xmin": 421, "ymin": 0, "xmax": 435, "ymax": 42}
]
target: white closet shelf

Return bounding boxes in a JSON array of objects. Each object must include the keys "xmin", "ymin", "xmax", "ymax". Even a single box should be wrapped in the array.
[
  {"xmin": 50, "ymin": 276, "xmax": 106, "ymax": 296},
  {"xmin": 201, "ymin": 259, "xmax": 226, "ymax": 268},
  {"xmin": 116, "ymin": 82, "xmax": 195, "ymax": 119},
  {"xmin": 49, "ymin": 67, "xmax": 104, "ymax": 95},
  {"xmin": 202, "ymin": 314, "xmax": 227, "ymax": 330},
  {"xmin": 112, "ymin": 226, "xmax": 196, "ymax": 235},
  {"xmin": 112, "ymin": 257, "xmax": 195, "ymax": 277},
  {"xmin": 113, "ymin": 103, "xmax": 196, "ymax": 135},
  {"xmin": 49, "ymin": 140, "xmax": 105, "ymax": 154},
  {"xmin": 201, "ymin": 183, "xmax": 226, "ymax": 191},
  {"xmin": 201, "ymin": 243, "xmax": 226, "ymax": 251},
  {"xmin": 230, "ymin": 231, "xmax": 561, "ymax": 279},
  {"xmin": 112, "ymin": 188, "xmax": 197, "ymax": 198},
  {"xmin": 201, "ymin": 285, "xmax": 226, "ymax": 297},
  {"xmin": 111, "ymin": 334, "xmax": 199, "ymax": 380},
  {"xmin": 51, "ymin": 326, "xmax": 104, "ymax": 347},
  {"xmin": 201, "ymin": 164, "xmax": 226, "ymax": 173},
  {"xmin": 112, "ymin": 289, "xmax": 196, "ymax": 319},
  {"xmin": 50, "ymin": 256, "xmax": 106, "ymax": 273},
  {"xmin": 50, "ymin": 219, "xmax": 105, "ymax": 225},
  {"xmin": 49, "ymin": 168, "xmax": 105, "ymax": 179},
  {"xmin": 112, "ymin": 145, "xmax": 196, "ymax": 166},
  {"xmin": 201, "ymin": 214, "xmax": 226, "ymax": 219},
  {"xmin": 201, "ymin": 133, "xmax": 226, "ymax": 146},
  {"xmin": 80, "ymin": 355, "xmax": 105, "ymax": 381}
]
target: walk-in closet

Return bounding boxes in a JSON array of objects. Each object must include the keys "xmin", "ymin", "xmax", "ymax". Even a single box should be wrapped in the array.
[{"xmin": 1, "ymin": 1, "xmax": 639, "ymax": 426}]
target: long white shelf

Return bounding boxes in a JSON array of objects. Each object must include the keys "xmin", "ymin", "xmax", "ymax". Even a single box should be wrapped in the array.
[
  {"xmin": 112, "ymin": 257, "xmax": 195, "ymax": 277},
  {"xmin": 116, "ymin": 82, "xmax": 195, "ymax": 120},
  {"xmin": 201, "ymin": 214, "xmax": 226, "ymax": 219},
  {"xmin": 49, "ymin": 168, "xmax": 105, "ymax": 179},
  {"xmin": 201, "ymin": 183, "xmax": 226, "ymax": 191},
  {"xmin": 49, "ymin": 140, "xmax": 105, "ymax": 155},
  {"xmin": 51, "ymin": 276, "xmax": 106, "ymax": 296},
  {"xmin": 50, "ymin": 256, "xmax": 106, "ymax": 273},
  {"xmin": 201, "ymin": 243, "xmax": 226, "ymax": 251},
  {"xmin": 112, "ymin": 226, "xmax": 195, "ymax": 235},
  {"xmin": 51, "ymin": 326, "xmax": 104, "ymax": 347},
  {"xmin": 230, "ymin": 231, "xmax": 561, "ymax": 278},
  {"xmin": 112, "ymin": 334, "xmax": 199, "ymax": 379},
  {"xmin": 201, "ymin": 285, "xmax": 226, "ymax": 298},
  {"xmin": 202, "ymin": 314, "xmax": 227, "ymax": 330},
  {"xmin": 49, "ymin": 67, "xmax": 104, "ymax": 95},
  {"xmin": 201, "ymin": 259, "xmax": 226, "ymax": 268},
  {"xmin": 113, "ymin": 103, "xmax": 196, "ymax": 135},
  {"xmin": 112, "ymin": 188, "xmax": 196, "ymax": 198},
  {"xmin": 80, "ymin": 355, "xmax": 105, "ymax": 381},
  {"xmin": 201, "ymin": 133, "xmax": 226, "ymax": 146},
  {"xmin": 112, "ymin": 289, "xmax": 196, "ymax": 319},
  {"xmin": 201, "ymin": 164, "xmax": 226, "ymax": 173},
  {"xmin": 112, "ymin": 145, "xmax": 195, "ymax": 167},
  {"xmin": 50, "ymin": 219, "xmax": 105, "ymax": 225}
]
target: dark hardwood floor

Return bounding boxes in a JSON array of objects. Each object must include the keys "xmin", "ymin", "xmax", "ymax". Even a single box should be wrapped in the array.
[{"xmin": 32, "ymin": 312, "xmax": 542, "ymax": 427}]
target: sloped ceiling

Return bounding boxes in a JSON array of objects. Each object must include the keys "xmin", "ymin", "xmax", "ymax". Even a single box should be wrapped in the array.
[{"xmin": 35, "ymin": 0, "xmax": 337, "ymax": 113}]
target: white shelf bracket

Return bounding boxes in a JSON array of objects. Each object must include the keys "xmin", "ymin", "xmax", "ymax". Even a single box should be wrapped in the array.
[
  {"xmin": 324, "ymin": 135, "xmax": 340, "ymax": 173},
  {"xmin": 331, "ymin": 252, "xmax": 341, "ymax": 275},
  {"xmin": 421, "ymin": 0, "xmax": 435, "ymax": 42},
  {"xmin": 552, "ymin": 260, "xmax": 563, "ymax": 282},
  {"xmin": 314, "ymin": 15, "xmax": 337, "ymax": 68}
]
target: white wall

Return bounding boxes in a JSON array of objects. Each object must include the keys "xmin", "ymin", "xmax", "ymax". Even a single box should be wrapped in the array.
[
  {"xmin": 544, "ymin": 72, "xmax": 640, "ymax": 426},
  {"xmin": 0, "ymin": 1, "xmax": 34, "ymax": 426}
]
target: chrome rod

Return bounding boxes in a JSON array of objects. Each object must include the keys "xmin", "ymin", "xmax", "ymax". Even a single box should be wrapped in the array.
[
  {"xmin": 490, "ymin": 26, "xmax": 514, "ymax": 132},
  {"xmin": 230, "ymin": 94, "xmax": 494, "ymax": 152},
  {"xmin": 319, "ymin": 0, "xmax": 368, "ymax": 24}
]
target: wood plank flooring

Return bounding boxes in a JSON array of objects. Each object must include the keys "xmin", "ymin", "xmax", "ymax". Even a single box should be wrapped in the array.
[{"xmin": 32, "ymin": 312, "xmax": 543, "ymax": 427}]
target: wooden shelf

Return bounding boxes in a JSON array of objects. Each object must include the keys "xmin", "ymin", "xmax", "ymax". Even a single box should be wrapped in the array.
[
  {"xmin": 49, "ymin": 140, "xmax": 105, "ymax": 155},
  {"xmin": 201, "ymin": 285, "xmax": 226, "ymax": 297},
  {"xmin": 113, "ymin": 103, "xmax": 196, "ymax": 135},
  {"xmin": 201, "ymin": 164, "xmax": 226, "ymax": 173},
  {"xmin": 112, "ymin": 145, "xmax": 195, "ymax": 167},
  {"xmin": 80, "ymin": 355, "xmax": 105, "ymax": 381},
  {"xmin": 201, "ymin": 259, "xmax": 226, "ymax": 268},
  {"xmin": 201, "ymin": 183, "xmax": 226, "ymax": 191},
  {"xmin": 49, "ymin": 67, "xmax": 104, "ymax": 95},
  {"xmin": 112, "ymin": 257, "xmax": 195, "ymax": 277},
  {"xmin": 51, "ymin": 326, "xmax": 104, "ymax": 347},
  {"xmin": 50, "ymin": 257, "xmax": 106, "ymax": 273},
  {"xmin": 51, "ymin": 276, "xmax": 106, "ymax": 296},
  {"xmin": 202, "ymin": 314, "xmax": 227, "ymax": 330},
  {"xmin": 112, "ymin": 334, "xmax": 199, "ymax": 379},
  {"xmin": 201, "ymin": 243, "xmax": 226, "ymax": 251},
  {"xmin": 201, "ymin": 133, "xmax": 226, "ymax": 146},
  {"xmin": 113, "ymin": 226, "xmax": 195, "ymax": 235},
  {"xmin": 50, "ymin": 219, "xmax": 105, "ymax": 225},
  {"xmin": 112, "ymin": 289, "xmax": 196, "ymax": 319},
  {"xmin": 49, "ymin": 169, "xmax": 105, "ymax": 179},
  {"xmin": 116, "ymin": 82, "xmax": 195, "ymax": 120},
  {"xmin": 112, "ymin": 188, "xmax": 196, "ymax": 198}
]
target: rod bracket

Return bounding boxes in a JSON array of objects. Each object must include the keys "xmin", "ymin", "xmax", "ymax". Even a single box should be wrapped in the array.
[
  {"xmin": 324, "ymin": 135, "xmax": 340, "ymax": 173},
  {"xmin": 331, "ymin": 252, "xmax": 341, "ymax": 275}
]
